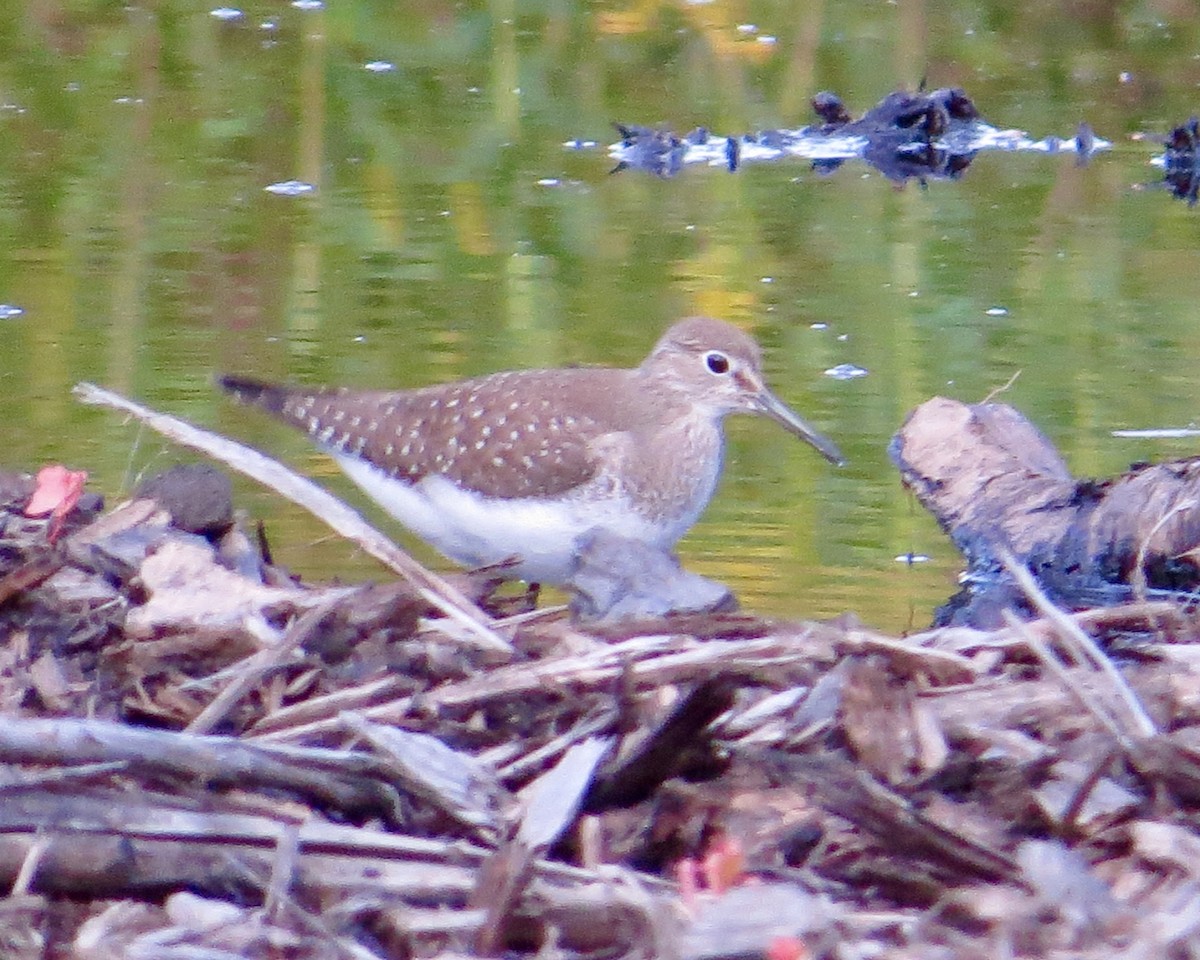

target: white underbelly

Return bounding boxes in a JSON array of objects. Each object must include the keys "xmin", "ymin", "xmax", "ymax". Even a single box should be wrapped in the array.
[{"xmin": 334, "ymin": 454, "xmax": 662, "ymax": 584}]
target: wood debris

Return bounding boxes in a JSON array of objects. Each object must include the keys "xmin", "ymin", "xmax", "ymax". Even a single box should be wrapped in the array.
[{"xmin": 1, "ymin": 390, "xmax": 1200, "ymax": 957}]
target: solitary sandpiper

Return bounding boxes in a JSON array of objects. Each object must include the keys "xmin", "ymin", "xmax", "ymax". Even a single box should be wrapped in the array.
[{"xmin": 219, "ymin": 317, "xmax": 843, "ymax": 585}]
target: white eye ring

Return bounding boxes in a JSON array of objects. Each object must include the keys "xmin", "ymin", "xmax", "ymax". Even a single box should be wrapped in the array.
[{"xmin": 704, "ymin": 351, "xmax": 731, "ymax": 375}]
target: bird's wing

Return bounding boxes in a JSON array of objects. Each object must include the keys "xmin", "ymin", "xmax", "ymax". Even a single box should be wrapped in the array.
[{"xmin": 221, "ymin": 372, "xmax": 607, "ymax": 501}]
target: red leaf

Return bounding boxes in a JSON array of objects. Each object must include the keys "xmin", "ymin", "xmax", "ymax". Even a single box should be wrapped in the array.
[
  {"xmin": 25, "ymin": 465, "xmax": 87, "ymax": 542},
  {"xmin": 766, "ymin": 936, "xmax": 808, "ymax": 960}
]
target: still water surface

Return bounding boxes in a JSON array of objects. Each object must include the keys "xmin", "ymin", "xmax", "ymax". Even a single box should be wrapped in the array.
[{"xmin": 2, "ymin": 1, "xmax": 1199, "ymax": 630}]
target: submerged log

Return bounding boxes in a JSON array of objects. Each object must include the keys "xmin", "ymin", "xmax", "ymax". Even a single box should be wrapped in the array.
[{"xmin": 890, "ymin": 396, "xmax": 1200, "ymax": 626}]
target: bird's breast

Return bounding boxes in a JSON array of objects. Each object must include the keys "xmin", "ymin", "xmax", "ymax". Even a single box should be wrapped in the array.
[{"xmin": 604, "ymin": 414, "xmax": 725, "ymax": 543}]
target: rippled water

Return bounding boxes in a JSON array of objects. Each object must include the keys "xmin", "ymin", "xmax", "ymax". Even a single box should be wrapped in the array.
[{"xmin": 1, "ymin": 1, "xmax": 1198, "ymax": 630}]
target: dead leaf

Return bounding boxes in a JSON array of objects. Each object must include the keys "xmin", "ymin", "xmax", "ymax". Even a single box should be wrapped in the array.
[{"xmin": 24, "ymin": 464, "xmax": 88, "ymax": 543}]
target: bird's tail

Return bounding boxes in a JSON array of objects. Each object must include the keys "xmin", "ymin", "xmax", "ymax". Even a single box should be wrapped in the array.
[{"xmin": 216, "ymin": 375, "xmax": 291, "ymax": 416}]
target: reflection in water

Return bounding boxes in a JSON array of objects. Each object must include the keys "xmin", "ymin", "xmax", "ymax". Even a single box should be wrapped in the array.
[{"xmin": 3, "ymin": 1, "xmax": 1200, "ymax": 630}]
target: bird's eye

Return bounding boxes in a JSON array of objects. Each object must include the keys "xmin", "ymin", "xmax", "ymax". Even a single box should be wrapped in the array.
[{"xmin": 704, "ymin": 351, "xmax": 730, "ymax": 375}]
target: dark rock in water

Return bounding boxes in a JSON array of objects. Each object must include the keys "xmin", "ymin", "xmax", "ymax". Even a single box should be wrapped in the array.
[
  {"xmin": 812, "ymin": 86, "xmax": 976, "ymax": 141},
  {"xmin": 136, "ymin": 464, "xmax": 234, "ymax": 540},
  {"xmin": 1074, "ymin": 122, "xmax": 1096, "ymax": 163},
  {"xmin": 758, "ymin": 129, "xmax": 788, "ymax": 150},
  {"xmin": 811, "ymin": 91, "xmax": 851, "ymax": 129},
  {"xmin": 941, "ymin": 87, "xmax": 980, "ymax": 122},
  {"xmin": 836, "ymin": 87, "xmax": 982, "ymax": 183},
  {"xmin": 861, "ymin": 90, "xmax": 949, "ymax": 135},
  {"xmin": 610, "ymin": 123, "xmax": 686, "ymax": 178},
  {"xmin": 567, "ymin": 528, "xmax": 736, "ymax": 623},
  {"xmin": 1162, "ymin": 116, "xmax": 1200, "ymax": 206},
  {"xmin": 1166, "ymin": 117, "xmax": 1199, "ymax": 152}
]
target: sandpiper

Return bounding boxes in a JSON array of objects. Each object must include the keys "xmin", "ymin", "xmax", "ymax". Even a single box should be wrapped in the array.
[{"xmin": 219, "ymin": 317, "xmax": 843, "ymax": 585}]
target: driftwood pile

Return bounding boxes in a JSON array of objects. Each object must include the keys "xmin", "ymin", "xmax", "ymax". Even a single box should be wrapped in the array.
[{"xmin": 3, "ymin": 388, "xmax": 1200, "ymax": 958}]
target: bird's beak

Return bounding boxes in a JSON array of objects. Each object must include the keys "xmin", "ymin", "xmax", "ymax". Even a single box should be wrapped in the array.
[{"xmin": 756, "ymin": 388, "xmax": 845, "ymax": 465}]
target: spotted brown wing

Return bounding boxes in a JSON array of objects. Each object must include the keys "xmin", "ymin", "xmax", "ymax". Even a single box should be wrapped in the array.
[{"xmin": 219, "ymin": 371, "xmax": 608, "ymax": 500}]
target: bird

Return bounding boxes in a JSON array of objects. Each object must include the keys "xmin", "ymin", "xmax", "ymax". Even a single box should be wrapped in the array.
[{"xmin": 218, "ymin": 316, "xmax": 843, "ymax": 586}]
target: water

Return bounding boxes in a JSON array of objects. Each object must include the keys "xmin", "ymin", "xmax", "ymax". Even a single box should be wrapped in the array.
[{"xmin": 1, "ymin": 1, "xmax": 1198, "ymax": 631}]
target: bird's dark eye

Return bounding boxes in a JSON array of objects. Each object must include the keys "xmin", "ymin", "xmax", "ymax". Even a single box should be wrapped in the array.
[{"xmin": 705, "ymin": 351, "xmax": 730, "ymax": 375}]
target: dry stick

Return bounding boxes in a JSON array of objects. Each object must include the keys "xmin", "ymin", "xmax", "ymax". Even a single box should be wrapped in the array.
[
  {"xmin": 1130, "ymin": 499, "xmax": 1197, "ymax": 600},
  {"xmin": 912, "ymin": 600, "xmax": 1191, "ymax": 655},
  {"xmin": 1002, "ymin": 611, "xmax": 1132, "ymax": 750},
  {"xmin": 981, "ymin": 368, "xmax": 1022, "ymax": 404},
  {"xmin": 254, "ymin": 632, "xmax": 819, "ymax": 744},
  {"xmin": 0, "ymin": 716, "xmax": 387, "ymax": 813},
  {"xmin": 248, "ymin": 633, "xmax": 671, "ymax": 743},
  {"xmin": 247, "ymin": 674, "xmax": 406, "ymax": 737},
  {"xmin": 1131, "ymin": 499, "xmax": 1197, "ymax": 642},
  {"xmin": 10, "ymin": 835, "xmax": 50, "ymax": 896},
  {"xmin": 72, "ymin": 382, "xmax": 510, "ymax": 655},
  {"xmin": 265, "ymin": 823, "xmax": 302, "ymax": 924},
  {"xmin": 1000, "ymin": 548, "xmax": 1157, "ymax": 741},
  {"xmin": 186, "ymin": 596, "xmax": 344, "ymax": 735},
  {"xmin": 0, "ymin": 760, "xmax": 129, "ymax": 793},
  {"xmin": 214, "ymin": 841, "xmax": 407, "ymax": 960},
  {"xmin": 492, "ymin": 709, "xmax": 618, "ymax": 785},
  {"xmin": 0, "ymin": 790, "xmax": 648, "ymax": 889},
  {"xmin": 1058, "ymin": 745, "xmax": 1120, "ymax": 836},
  {"xmin": 842, "ymin": 628, "xmax": 976, "ymax": 683}
]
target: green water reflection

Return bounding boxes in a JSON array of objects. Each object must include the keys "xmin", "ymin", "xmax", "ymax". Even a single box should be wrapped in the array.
[{"xmin": 2, "ymin": 0, "xmax": 1199, "ymax": 629}]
